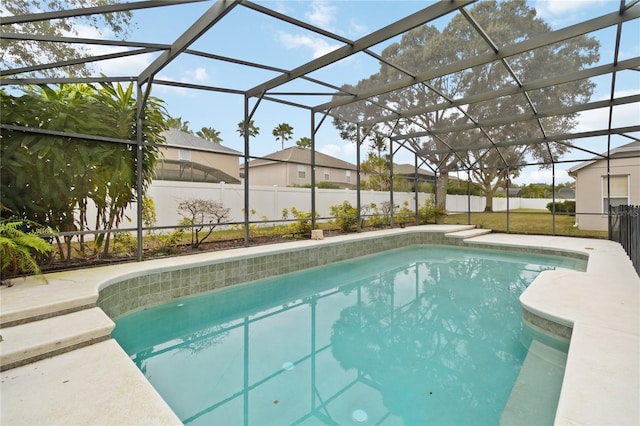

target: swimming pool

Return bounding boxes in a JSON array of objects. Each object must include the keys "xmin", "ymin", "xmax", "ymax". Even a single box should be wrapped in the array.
[{"xmin": 113, "ymin": 245, "xmax": 586, "ymax": 425}]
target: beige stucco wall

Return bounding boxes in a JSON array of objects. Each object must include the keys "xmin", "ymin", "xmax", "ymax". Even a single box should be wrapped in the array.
[
  {"xmin": 574, "ymin": 156, "xmax": 640, "ymax": 230},
  {"xmin": 246, "ymin": 163, "xmax": 354, "ymax": 187},
  {"xmin": 245, "ymin": 163, "xmax": 289, "ymax": 187}
]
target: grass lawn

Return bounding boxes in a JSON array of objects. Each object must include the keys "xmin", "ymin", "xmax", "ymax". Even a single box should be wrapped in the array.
[{"xmin": 445, "ymin": 209, "xmax": 608, "ymax": 239}]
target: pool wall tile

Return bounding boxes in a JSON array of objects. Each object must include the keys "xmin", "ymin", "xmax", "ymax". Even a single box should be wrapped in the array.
[{"xmin": 97, "ymin": 230, "xmax": 587, "ymax": 321}]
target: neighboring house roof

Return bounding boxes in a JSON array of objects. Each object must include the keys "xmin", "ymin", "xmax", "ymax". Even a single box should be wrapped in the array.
[
  {"xmin": 241, "ymin": 146, "xmax": 357, "ymax": 170},
  {"xmin": 155, "ymin": 159, "xmax": 240, "ymax": 184},
  {"xmin": 393, "ymin": 163, "xmax": 436, "ymax": 178},
  {"xmin": 161, "ymin": 128, "xmax": 242, "ymax": 156},
  {"xmin": 496, "ymin": 187, "xmax": 522, "ymax": 197},
  {"xmin": 557, "ymin": 188, "xmax": 576, "ymax": 199},
  {"xmin": 568, "ymin": 141, "xmax": 640, "ymax": 176}
]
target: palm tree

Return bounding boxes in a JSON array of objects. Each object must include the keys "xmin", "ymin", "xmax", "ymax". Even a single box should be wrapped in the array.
[
  {"xmin": 272, "ymin": 123, "xmax": 293, "ymax": 150},
  {"xmin": 167, "ymin": 116, "xmax": 192, "ymax": 133},
  {"xmin": 296, "ymin": 137, "xmax": 311, "ymax": 149},
  {"xmin": 196, "ymin": 127, "xmax": 222, "ymax": 144},
  {"xmin": 237, "ymin": 120, "xmax": 260, "ymax": 139}
]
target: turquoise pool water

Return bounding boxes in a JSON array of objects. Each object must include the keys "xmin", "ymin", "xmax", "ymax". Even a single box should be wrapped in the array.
[{"xmin": 113, "ymin": 245, "xmax": 585, "ymax": 425}]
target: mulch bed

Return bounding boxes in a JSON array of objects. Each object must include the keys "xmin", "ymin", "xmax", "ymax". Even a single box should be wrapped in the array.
[{"xmin": 36, "ymin": 230, "xmax": 350, "ymax": 275}]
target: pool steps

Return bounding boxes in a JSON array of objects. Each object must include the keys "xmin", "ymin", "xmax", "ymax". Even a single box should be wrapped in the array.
[
  {"xmin": 444, "ymin": 227, "xmax": 492, "ymax": 240},
  {"xmin": 500, "ymin": 340, "xmax": 567, "ymax": 425},
  {"xmin": 0, "ymin": 307, "xmax": 114, "ymax": 372}
]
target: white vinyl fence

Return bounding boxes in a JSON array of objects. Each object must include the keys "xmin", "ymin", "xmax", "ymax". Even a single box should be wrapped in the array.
[{"xmin": 84, "ymin": 180, "xmax": 561, "ymax": 231}]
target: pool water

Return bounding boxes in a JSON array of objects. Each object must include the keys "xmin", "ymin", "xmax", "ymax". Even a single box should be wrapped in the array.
[{"xmin": 113, "ymin": 245, "xmax": 585, "ymax": 425}]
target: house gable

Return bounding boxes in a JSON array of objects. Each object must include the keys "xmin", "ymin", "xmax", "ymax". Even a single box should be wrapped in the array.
[{"xmin": 157, "ymin": 129, "xmax": 242, "ymax": 183}]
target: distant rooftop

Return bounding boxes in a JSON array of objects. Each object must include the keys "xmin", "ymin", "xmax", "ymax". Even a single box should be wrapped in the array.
[{"xmin": 162, "ymin": 129, "xmax": 242, "ymax": 157}]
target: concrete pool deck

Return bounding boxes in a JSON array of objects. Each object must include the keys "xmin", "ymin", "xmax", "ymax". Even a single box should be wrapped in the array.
[{"xmin": 1, "ymin": 226, "xmax": 638, "ymax": 425}]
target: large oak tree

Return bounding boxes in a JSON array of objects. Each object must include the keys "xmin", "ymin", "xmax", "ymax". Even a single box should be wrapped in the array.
[{"xmin": 333, "ymin": 1, "xmax": 599, "ymax": 211}]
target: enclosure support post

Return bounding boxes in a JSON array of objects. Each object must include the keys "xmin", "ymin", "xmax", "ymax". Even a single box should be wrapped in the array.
[
  {"xmin": 243, "ymin": 96, "xmax": 250, "ymax": 246},
  {"xmin": 434, "ymin": 174, "xmax": 439, "ymax": 223},
  {"xmin": 311, "ymin": 112, "xmax": 317, "ymax": 230},
  {"xmin": 606, "ymin": 143, "xmax": 612, "ymax": 240},
  {"xmin": 356, "ymin": 124, "xmax": 362, "ymax": 232},
  {"xmin": 389, "ymin": 137, "xmax": 394, "ymax": 228},
  {"xmin": 467, "ymin": 171, "xmax": 472, "ymax": 225},
  {"xmin": 552, "ymin": 163, "xmax": 556, "ymax": 235},
  {"xmin": 135, "ymin": 83, "xmax": 150, "ymax": 262},
  {"xmin": 414, "ymin": 154, "xmax": 419, "ymax": 225},
  {"xmin": 506, "ymin": 167, "xmax": 510, "ymax": 233}
]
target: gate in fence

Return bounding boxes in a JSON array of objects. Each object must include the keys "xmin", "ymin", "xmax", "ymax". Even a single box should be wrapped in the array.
[{"xmin": 610, "ymin": 205, "xmax": 640, "ymax": 276}]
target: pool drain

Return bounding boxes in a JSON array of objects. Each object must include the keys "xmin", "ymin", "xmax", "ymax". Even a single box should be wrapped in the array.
[
  {"xmin": 282, "ymin": 361, "xmax": 295, "ymax": 371},
  {"xmin": 352, "ymin": 409, "xmax": 368, "ymax": 423}
]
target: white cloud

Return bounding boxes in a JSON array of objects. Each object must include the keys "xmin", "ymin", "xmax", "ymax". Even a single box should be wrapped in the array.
[
  {"xmin": 184, "ymin": 67, "xmax": 209, "ymax": 83},
  {"xmin": 93, "ymin": 52, "xmax": 154, "ymax": 76},
  {"xmin": 534, "ymin": 0, "xmax": 608, "ymax": 26},
  {"xmin": 59, "ymin": 24, "xmax": 154, "ymax": 76},
  {"xmin": 319, "ymin": 141, "xmax": 356, "ymax": 162},
  {"xmin": 273, "ymin": 1, "xmax": 290, "ymax": 15},
  {"xmin": 276, "ymin": 31, "xmax": 340, "ymax": 59},
  {"xmin": 348, "ymin": 19, "xmax": 369, "ymax": 38},
  {"xmin": 575, "ymin": 89, "xmax": 639, "ymax": 132},
  {"xmin": 512, "ymin": 167, "xmax": 572, "ymax": 185},
  {"xmin": 271, "ymin": 0, "xmax": 342, "ymax": 59},
  {"xmin": 305, "ymin": 1, "xmax": 337, "ymax": 29}
]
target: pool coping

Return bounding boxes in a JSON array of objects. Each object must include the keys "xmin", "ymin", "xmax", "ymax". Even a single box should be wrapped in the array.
[{"xmin": 1, "ymin": 226, "xmax": 638, "ymax": 425}]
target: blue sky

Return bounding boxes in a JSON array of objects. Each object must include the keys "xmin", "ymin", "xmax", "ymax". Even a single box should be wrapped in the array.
[{"xmin": 78, "ymin": 0, "xmax": 638, "ymax": 185}]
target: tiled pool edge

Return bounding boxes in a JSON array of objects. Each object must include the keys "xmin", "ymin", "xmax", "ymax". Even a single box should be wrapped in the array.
[
  {"xmin": 97, "ymin": 229, "xmax": 451, "ymax": 319},
  {"xmin": 97, "ymin": 227, "xmax": 589, "ymax": 321}
]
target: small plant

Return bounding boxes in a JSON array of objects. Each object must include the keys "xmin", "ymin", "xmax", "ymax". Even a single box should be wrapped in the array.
[
  {"xmin": 364, "ymin": 203, "xmax": 388, "ymax": 228},
  {"xmin": 142, "ymin": 196, "xmax": 158, "ymax": 233},
  {"xmin": 419, "ymin": 198, "xmax": 447, "ymax": 224},
  {"xmin": 1, "ymin": 215, "xmax": 55, "ymax": 283},
  {"xmin": 112, "ymin": 231, "xmax": 137, "ymax": 255},
  {"xmin": 378, "ymin": 201, "xmax": 395, "ymax": 226},
  {"xmin": 289, "ymin": 207, "xmax": 313, "ymax": 237},
  {"xmin": 140, "ymin": 196, "xmax": 184, "ymax": 254},
  {"xmin": 155, "ymin": 227, "xmax": 186, "ymax": 254},
  {"xmin": 359, "ymin": 204, "xmax": 372, "ymax": 229},
  {"xmin": 178, "ymin": 199, "xmax": 231, "ymax": 248},
  {"xmin": 394, "ymin": 201, "xmax": 415, "ymax": 226},
  {"xmin": 330, "ymin": 201, "xmax": 359, "ymax": 232}
]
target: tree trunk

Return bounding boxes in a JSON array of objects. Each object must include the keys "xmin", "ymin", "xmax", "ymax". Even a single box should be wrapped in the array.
[
  {"xmin": 436, "ymin": 171, "xmax": 448, "ymax": 210},
  {"xmin": 484, "ymin": 191, "xmax": 494, "ymax": 212}
]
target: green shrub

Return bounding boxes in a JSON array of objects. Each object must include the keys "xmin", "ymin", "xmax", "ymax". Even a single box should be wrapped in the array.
[
  {"xmin": 418, "ymin": 197, "xmax": 447, "ymax": 223},
  {"xmin": 363, "ymin": 202, "xmax": 392, "ymax": 228},
  {"xmin": 547, "ymin": 200, "xmax": 575, "ymax": 216},
  {"xmin": 330, "ymin": 201, "xmax": 359, "ymax": 232},
  {"xmin": 289, "ymin": 207, "xmax": 313, "ymax": 237},
  {"xmin": 0, "ymin": 216, "xmax": 54, "ymax": 281},
  {"xmin": 564, "ymin": 200, "xmax": 576, "ymax": 216},
  {"xmin": 394, "ymin": 201, "xmax": 415, "ymax": 224},
  {"xmin": 113, "ymin": 232, "xmax": 137, "ymax": 255}
]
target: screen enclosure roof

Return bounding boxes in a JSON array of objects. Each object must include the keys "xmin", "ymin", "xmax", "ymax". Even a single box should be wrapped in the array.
[{"xmin": 1, "ymin": 0, "xmax": 639, "ymax": 175}]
